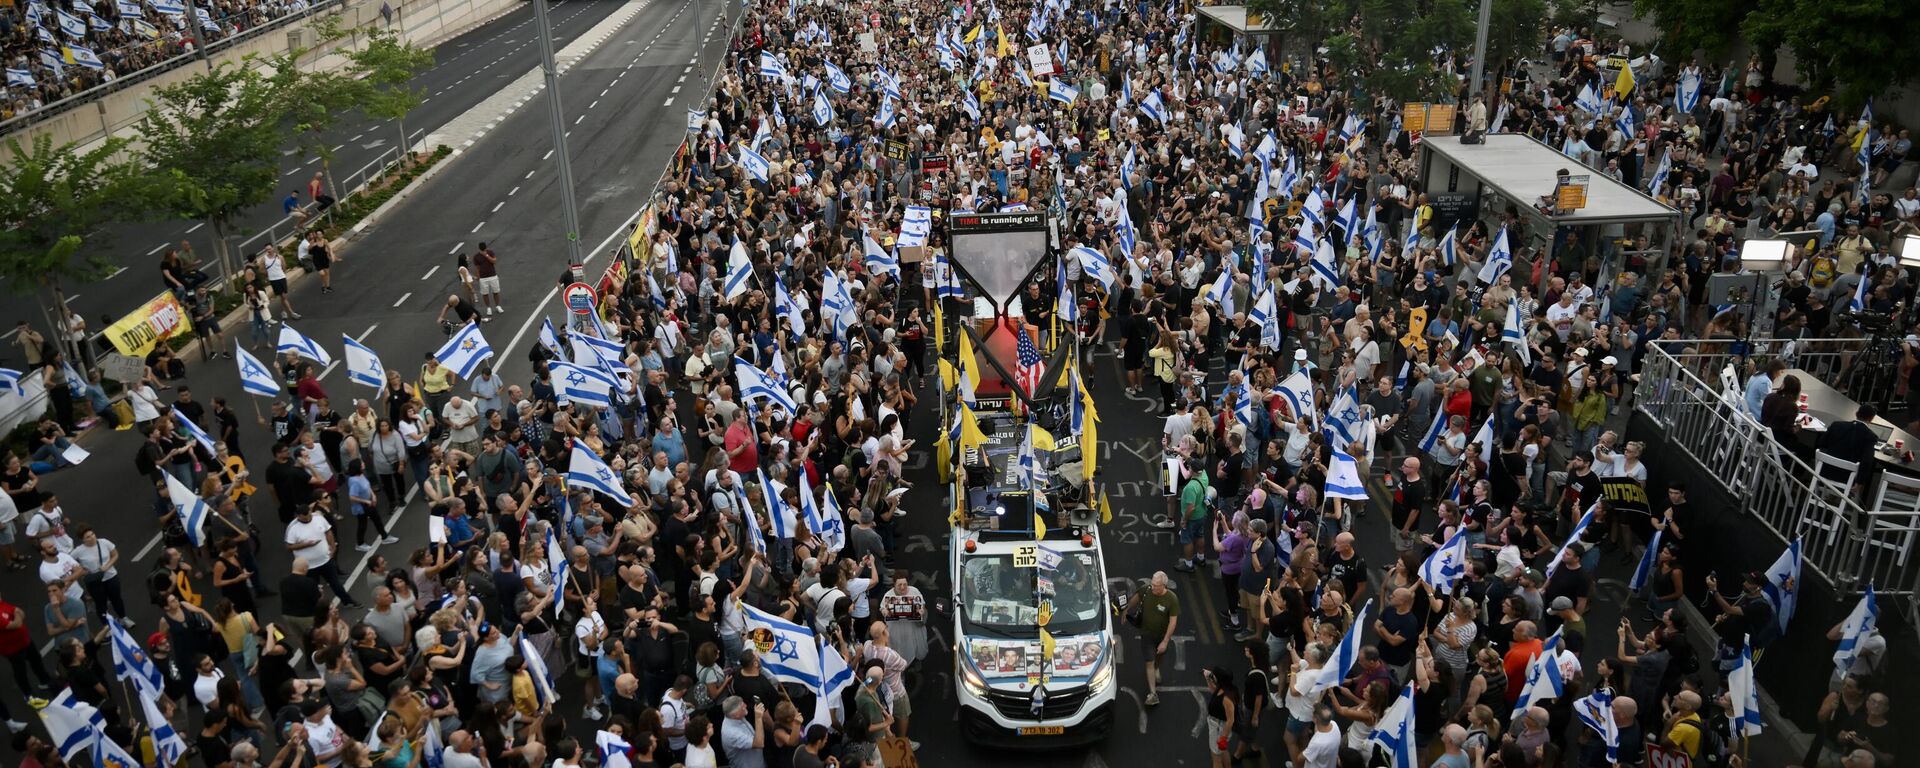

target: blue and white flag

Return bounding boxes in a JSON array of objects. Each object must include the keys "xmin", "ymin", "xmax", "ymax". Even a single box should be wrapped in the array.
[
  {"xmin": 1511, "ymin": 627, "xmax": 1568, "ymax": 721},
  {"xmin": 1367, "ymin": 682, "xmax": 1417, "ymax": 768},
  {"xmin": 277, "ymin": 324, "xmax": 333, "ymax": 368},
  {"xmin": 1647, "ymin": 149, "xmax": 1672, "ymax": 196},
  {"xmin": 1833, "ymin": 585, "xmax": 1878, "ymax": 678},
  {"xmin": 1057, "ymin": 258, "xmax": 1079, "ymax": 324},
  {"xmin": 424, "ymin": 720, "xmax": 446, "ymax": 768},
  {"xmin": 1362, "ymin": 205, "xmax": 1384, "ymax": 261},
  {"xmin": 1478, "ymin": 225, "xmax": 1512, "ymax": 285},
  {"xmin": 66, "ymin": 45, "xmax": 104, "ymax": 70},
  {"xmin": 115, "ymin": 0, "xmax": 143, "ymax": 17},
  {"xmin": 538, "ymin": 317, "xmax": 568, "ymax": 361},
  {"xmin": 877, "ymin": 66, "xmax": 903, "ymax": 100},
  {"xmin": 1419, "ymin": 530, "xmax": 1469, "ymax": 595},
  {"xmin": 550, "ymin": 360, "xmax": 619, "ymax": 409},
  {"xmin": 5, "ymin": 68, "xmax": 33, "ymax": 87},
  {"xmin": 1304, "ymin": 599, "xmax": 1373, "ymax": 694},
  {"xmin": 39, "ymin": 688, "xmax": 106, "ymax": 764},
  {"xmin": 1629, "ymin": 530, "xmax": 1663, "ymax": 592},
  {"xmin": 1574, "ymin": 689, "xmax": 1619, "ymax": 764},
  {"xmin": 734, "ymin": 355, "xmax": 798, "ymax": 414},
  {"xmin": 1439, "ymin": 224, "xmax": 1458, "ymax": 266},
  {"xmin": 686, "ymin": 108, "xmax": 705, "ymax": 133},
  {"xmin": 108, "ymin": 618, "xmax": 164, "ymax": 700},
  {"xmin": 875, "ymin": 97, "xmax": 898, "ymax": 129},
  {"xmin": 1474, "ymin": 414, "xmax": 1497, "ymax": 465},
  {"xmin": 1575, "ymin": 83, "xmax": 1605, "ymax": 115},
  {"xmin": 1071, "ymin": 245, "xmax": 1116, "ymax": 290},
  {"xmin": 1339, "ymin": 112, "xmax": 1367, "ymax": 142},
  {"xmin": 1763, "ymin": 537, "xmax": 1802, "ymax": 634},
  {"xmin": 1502, "ymin": 298, "xmax": 1531, "ymax": 366},
  {"xmin": 759, "ymin": 51, "xmax": 788, "ymax": 80},
  {"xmin": 811, "ymin": 90, "xmax": 834, "ymax": 126},
  {"xmin": 823, "ymin": 61, "xmax": 851, "ymax": 94},
  {"xmin": 87, "ymin": 13, "xmax": 108, "ymax": 31},
  {"xmin": 1, "ymin": 367, "xmax": 28, "ymax": 395},
  {"xmin": 1310, "ymin": 237, "xmax": 1340, "ymax": 291},
  {"xmin": 163, "ymin": 472, "xmax": 211, "ymax": 548},
  {"xmin": 1140, "ymin": 89, "xmax": 1167, "ymax": 124},
  {"xmin": 898, "ymin": 205, "xmax": 933, "ymax": 248},
  {"xmin": 1850, "ymin": 268, "xmax": 1870, "ymax": 312},
  {"xmin": 863, "ymin": 231, "xmax": 900, "ymax": 278},
  {"xmin": 433, "ymin": 321, "xmax": 494, "ymax": 378},
  {"xmin": 341, "ymin": 335, "xmax": 385, "ymax": 390},
  {"xmin": 814, "ymin": 481, "xmax": 849, "ymax": 553},
  {"xmin": 1676, "ymin": 69, "xmax": 1702, "ymax": 114},
  {"xmin": 234, "ymin": 343, "xmax": 282, "ymax": 398},
  {"xmin": 567, "ymin": 440, "xmax": 636, "ymax": 509},
  {"xmin": 813, "ymin": 634, "xmax": 855, "ymax": 729},
  {"xmin": 1047, "ymin": 77, "xmax": 1080, "ymax": 105},
  {"xmin": 1325, "ymin": 450, "xmax": 1368, "ymax": 501},
  {"xmin": 1115, "ymin": 205, "xmax": 1138, "ymax": 256},
  {"xmin": 775, "ymin": 280, "xmax": 808, "ymax": 336},
  {"xmin": 596, "ymin": 731, "xmax": 634, "ymax": 768},
  {"xmin": 1275, "ymin": 370, "xmax": 1316, "ymax": 425},
  {"xmin": 1249, "ymin": 286, "xmax": 1279, "ymax": 349},
  {"xmin": 150, "ymin": 0, "xmax": 185, "ymax": 14},
  {"xmin": 724, "ymin": 239, "xmax": 755, "ymax": 300},
  {"xmin": 170, "ymin": 406, "xmax": 217, "ymax": 457},
  {"xmin": 1729, "ymin": 636, "xmax": 1763, "ymax": 739},
  {"xmin": 1203, "ymin": 269, "xmax": 1233, "ymax": 314},
  {"xmin": 738, "ymin": 144, "xmax": 772, "ymax": 183},
  {"xmin": 1402, "ymin": 216, "xmax": 1421, "ymax": 255},
  {"xmin": 517, "ymin": 633, "xmax": 559, "ymax": 705},
  {"xmin": 739, "ymin": 601, "xmax": 824, "ymax": 687},
  {"xmin": 960, "ymin": 89, "xmax": 981, "ymax": 120},
  {"xmin": 141, "ymin": 692, "xmax": 189, "ymax": 767},
  {"xmin": 56, "ymin": 9, "xmax": 86, "ymax": 37}
]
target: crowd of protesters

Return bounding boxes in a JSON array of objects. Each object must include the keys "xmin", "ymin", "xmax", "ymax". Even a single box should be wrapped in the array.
[{"xmin": 2, "ymin": 0, "xmax": 1918, "ymax": 765}]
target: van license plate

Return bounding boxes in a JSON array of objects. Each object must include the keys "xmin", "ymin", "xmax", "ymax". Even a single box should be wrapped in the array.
[{"xmin": 1019, "ymin": 726, "xmax": 1064, "ymax": 736}]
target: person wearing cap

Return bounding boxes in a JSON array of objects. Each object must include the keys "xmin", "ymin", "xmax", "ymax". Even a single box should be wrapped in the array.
[{"xmin": 299, "ymin": 698, "xmax": 347, "ymax": 768}]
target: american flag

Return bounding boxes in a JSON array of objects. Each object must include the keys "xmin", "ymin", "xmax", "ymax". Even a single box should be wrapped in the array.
[{"xmin": 1014, "ymin": 326, "xmax": 1043, "ymax": 395}]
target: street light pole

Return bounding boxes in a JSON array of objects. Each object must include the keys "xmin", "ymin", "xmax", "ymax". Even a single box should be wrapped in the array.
[
  {"xmin": 532, "ymin": 0, "xmax": 584, "ymax": 266},
  {"xmin": 1469, "ymin": 0, "xmax": 1493, "ymax": 98}
]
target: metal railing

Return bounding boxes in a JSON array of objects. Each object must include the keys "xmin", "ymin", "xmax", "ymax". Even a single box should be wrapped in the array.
[
  {"xmin": 1634, "ymin": 341, "xmax": 1920, "ymax": 630},
  {"xmin": 0, "ymin": 0, "xmax": 350, "ymax": 138}
]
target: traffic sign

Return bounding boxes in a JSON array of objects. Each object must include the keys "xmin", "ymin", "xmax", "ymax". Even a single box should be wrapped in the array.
[{"xmin": 564, "ymin": 282, "xmax": 597, "ymax": 315}]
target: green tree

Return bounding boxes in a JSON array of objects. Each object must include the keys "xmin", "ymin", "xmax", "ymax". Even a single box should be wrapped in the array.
[
  {"xmin": 1630, "ymin": 0, "xmax": 1747, "ymax": 61},
  {"xmin": 271, "ymin": 59, "xmax": 371, "ymax": 214},
  {"xmin": 1245, "ymin": 0, "xmax": 1351, "ymax": 63},
  {"xmin": 0, "ymin": 135, "xmax": 155, "ymax": 354},
  {"xmin": 349, "ymin": 26, "xmax": 437, "ymax": 157},
  {"xmin": 138, "ymin": 61, "xmax": 287, "ymax": 282},
  {"xmin": 1743, "ymin": 0, "xmax": 1920, "ymax": 108}
]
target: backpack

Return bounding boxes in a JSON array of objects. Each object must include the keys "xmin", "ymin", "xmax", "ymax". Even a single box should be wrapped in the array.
[
  {"xmin": 1673, "ymin": 717, "xmax": 1727, "ymax": 766},
  {"xmin": 1809, "ymin": 254, "xmax": 1838, "ymax": 288}
]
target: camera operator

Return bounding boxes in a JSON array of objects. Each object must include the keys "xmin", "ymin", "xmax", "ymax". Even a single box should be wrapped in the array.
[{"xmin": 437, "ymin": 294, "xmax": 484, "ymax": 335}]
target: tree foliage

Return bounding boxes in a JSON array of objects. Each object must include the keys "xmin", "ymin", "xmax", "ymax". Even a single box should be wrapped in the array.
[
  {"xmin": 0, "ymin": 135, "xmax": 155, "ymax": 310},
  {"xmin": 349, "ymin": 26, "xmax": 436, "ymax": 134},
  {"xmin": 1743, "ymin": 0, "xmax": 1920, "ymax": 108},
  {"xmin": 137, "ymin": 61, "xmax": 285, "ymax": 243},
  {"xmin": 1630, "ymin": 0, "xmax": 1745, "ymax": 60}
]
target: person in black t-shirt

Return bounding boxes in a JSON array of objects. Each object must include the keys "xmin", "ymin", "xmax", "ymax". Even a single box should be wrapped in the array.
[
  {"xmin": 1390, "ymin": 457, "xmax": 1428, "ymax": 552},
  {"xmin": 1324, "ymin": 532, "xmax": 1370, "ymax": 604},
  {"xmin": 1553, "ymin": 452, "xmax": 1601, "ymax": 532},
  {"xmin": 265, "ymin": 443, "xmax": 318, "ymax": 525}
]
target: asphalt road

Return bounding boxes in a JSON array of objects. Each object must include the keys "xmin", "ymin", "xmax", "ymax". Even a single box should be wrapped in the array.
[
  {"xmin": 0, "ymin": 0, "xmax": 629, "ymax": 340},
  {"xmin": 0, "ymin": 0, "xmax": 735, "ymax": 744}
]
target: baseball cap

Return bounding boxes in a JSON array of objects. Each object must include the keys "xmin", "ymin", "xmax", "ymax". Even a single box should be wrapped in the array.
[
  {"xmin": 1294, "ymin": 349, "xmax": 1308, "ymax": 361},
  {"xmin": 1601, "ymin": 356, "xmax": 1618, "ymax": 366},
  {"xmin": 1550, "ymin": 596, "xmax": 1574, "ymax": 612},
  {"xmin": 148, "ymin": 631, "xmax": 168, "ymax": 648}
]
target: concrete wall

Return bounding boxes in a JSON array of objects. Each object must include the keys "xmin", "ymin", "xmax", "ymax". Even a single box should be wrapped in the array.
[{"xmin": 3, "ymin": 0, "xmax": 520, "ymax": 153}]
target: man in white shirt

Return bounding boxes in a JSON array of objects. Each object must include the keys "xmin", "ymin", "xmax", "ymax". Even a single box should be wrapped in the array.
[
  {"xmin": 192, "ymin": 654, "xmax": 225, "ymax": 708},
  {"xmin": 1546, "ymin": 292, "xmax": 1581, "ymax": 341},
  {"xmin": 299, "ymin": 700, "xmax": 347, "ymax": 768},
  {"xmin": 442, "ymin": 396, "xmax": 482, "ymax": 456},
  {"xmin": 285, "ymin": 502, "xmax": 359, "ymax": 607},
  {"xmin": 1303, "ymin": 704, "xmax": 1342, "ymax": 768},
  {"xmin": 37, "ymin": 538, "xmax": 84, "ymax": 603},
  {"xmin": 575, "ymin": 593, "xmax": 609, "ymax": 721}
]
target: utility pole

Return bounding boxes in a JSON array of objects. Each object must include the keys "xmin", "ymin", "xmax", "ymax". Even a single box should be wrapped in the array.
[
  {"xmin": 532, "ymin": 0, "xmax": 584, "ymax": 266},
  {"xmin": 1469, "ymin": 0, "xmax": 1493, "ymax": 98}
]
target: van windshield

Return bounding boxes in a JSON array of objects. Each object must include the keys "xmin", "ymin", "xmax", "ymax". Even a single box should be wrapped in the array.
[{"xmin": 958, "ymin": 550, "xmax": 1105, "ymax": 638}]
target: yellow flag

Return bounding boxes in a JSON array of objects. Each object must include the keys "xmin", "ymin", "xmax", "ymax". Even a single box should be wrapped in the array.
[
  {"xmin": 957, "ymin": 403, "xmax": 988, "ymax": 454},
  {"xmin": 1614, "ymin": 64, "xmax": 1635, "ymax": 96},
  {"xmin": 938, "ymin": 359, "xmax": 957, "ymax": 392},
  {"xmin": 1078, "ymin": 370, "xmax": 1101, "ymax": 483},
  {"xmin": 1099, "ymin": 489, "xmax": 1113, "ymax": 525},
  {"xmin": 1030, "ymin": 424, "xmax": 1057, "ymax": 452},
  {"xmin": 1034, "ymin": 508, "xmax": 1047, "ymax": 540},
  {"xmin": 997, "ymin": 24, "xmax": 1012, "ymax": 58},
  {"xmin": 934, "ymin": 420, "xmax": 952, "ymax": 484},
  {"xmin": 963, "ymin": 24, "xmax": 982, "ymax": 44},
  {"xmin": 933, "ymin": 292, "xmax": 946, "ymax": 354},
  {"xmin": 958, "ymin": 323, "xmax": 983, "ymax": 395}
]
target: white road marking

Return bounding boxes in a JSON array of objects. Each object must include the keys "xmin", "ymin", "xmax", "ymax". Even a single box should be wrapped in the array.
[
  {"xmin": 670, "ymin": 85, "xmax": 680, "ymax": 94},
  {"xmin": 492, "ymin": 202, "xmax": 505, "ymax": 213},
  {"xmin": 662, "ymin": 98, "xmax": 673, "ymax": 106},
  {"xmin": 394, "ymin": 292, "xmax": 412, "ymax": 307},
  {"xmin": 356, "ymin": 324, "xmax": 379, "ymax": 341},
  {"xmin": 471, "ymin": 222, "xmax": 486, "ymax": 233},
  {"xmin": 422, "ymin": 264, "xmax": 441, "ymax": 281},
  {"xmin": 146, "ymin": 243, "xmax": 170, "ymax": 256},
  {"xmin": 526, "ymin": 170, "xmax": 536, "ymax": 179},
  {"xmin": 449, "ymin": 243, "xmax": 463, "ymax": 255},
  {"xmin": 185, "ymin": 222, "xmax": 204, "ymax": 234},
  {"xmin": 543, "ymin": 149, "xmax": 554, "ymax": 160},
  {"xmin": 589, "ymin": 100, "xmax": 599, "ymax": 109},
  {"xmin": 105, "ymin": 267, "xmax": 128, "ymax": 280},
  {"xmin": 574, "ymin": 115, "xmax": 584, "ymax": 125},
  {"xmin": 508, "ymin": 186, "xmax": 520, "ymax": 196}
]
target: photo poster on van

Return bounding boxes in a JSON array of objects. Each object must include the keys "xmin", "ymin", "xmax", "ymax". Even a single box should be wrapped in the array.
[{"xmin": 968, "ymin": 634, "xmax": 1104, "ymax": 680}]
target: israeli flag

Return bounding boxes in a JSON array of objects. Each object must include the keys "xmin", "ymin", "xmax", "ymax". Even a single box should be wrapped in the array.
[
  {"xmin": 1310, "ymin": 237, "xmax": 1340, "ymax": 290},
  {"xmin": 724, "ymin": 239, "xmax": 755, "ymax": 300},
  {"xmin": 171, "ymin": 406, "xmax": 218, "ymax": 456},
  {"xmin": 1440, "ymin": 224, "xmax": 1458, "ymax": 266},
  {"xmin": 39, "ymin": 47, "xmax": 62, "ymax": 75},
  {"xmin": 517, "ymin": 633, "xmax": 559, "ymax": 705},
  {"xmin": 1140, "ymin": 89, "xmax": 1167, "ymax": 124},
  {"xmin": 1417, "ymin": 410, "xmax": 1449, "ymax": 455},
  {"xmin": 1473, "ymin": 414, "xmax": 1497, "ymax": 465},
  {"xmin": 898, "ymin": 205, "xmax": 933, "ymax": 247},
  {"xmin": 738, "ymin": 144, "xmax": 772, "ymax": 183},
  {"xmin": 863, "ymin": 231, "xmax": 900, "ymax": 277},
  {"xmin": 234, "ymin": 343, "xmax": 283, "ymax": 398},
  {"xmin": 109, "ymin": 617, "xmax": 165, "ymax": 700},
  {"xmin": 740, "ymin": 601, "xmax": 824, "ymax": 687},
  {"xmin": 1647, "ymin": 149, "xmax": 1672, "ymax": 195},
  {"xmin": 1204, "ymin": 269, "xmax": 1233, "ymax": 313},
  {"xmin": 597, "ymin": 731, "xmax": 635, "ymax": 768},
  {"xmin": 759, "ymin": 50, "xmax": 788, "ymax": 80},
  {"xmin": 1251, "ymin": 287, "xmax": 1280, "ymax": 348},
  {"xmin": 1224, "ymin": 126, "xmax": 1245, "ymax": 160},
  {"xmin": 142, "ymin": 692, "xmax": 189, "ymax": 767},
  {"xmin": 551, "ymin": 360, "xmax": 619, "ymax": 409},
  {"xmin": 878, "ymin": 66, "xmax": 903, "ymax": 100},
  {"xmin": 1763, "ymin": 537, "xmax": 1802, "ymax": 634},
  {"xmin": 424, "ymin": 720, "xmax": 446, "ymax": 768},
  {"xmin": 1325, "ymin": 450, "xmax": 1368, "ymax": 501},
  {"xmin": 276, "ymin": 324, "xmax": 333, "ymax": 367},
  {"xmin": 67, "ymin": 45, "xmax": 104, "ymax": 70},
  {"xmin": 330, "ymin": 335, "xmax": 384, "ymax": 391},
  {"xmin": 1293, "ymin": 219, "xmax": 1318, "ymax": 256},
  {"xmin": 686, "ymin": 108, "xmax": 705, "ymax": 133},
  {"xmin": 1057, "ymin": 259, "xmax": 1079, "ymax": 324},
  {"xmin": 1477, "ymin": 226, "xmax": 1512, "ymax": 285},
  {"xmin": 775, "ymin": 280, "xmax": 808, "ymax": 336},
  {"xmin": 0, "ymin": 368, "xmax": 20, "ymax": 396},
  {"xmin": 812, "ymin": 633, "xmax": 855, "ymax": 729},
  {"xmin": 1047, "ymin": 77, "xmax": 1080, "ymax": 105},
  {"xmin": 568, "ymin": 440, "xmax": 636, "ymax": 509},
  {"xmin": 1303, "ymin": 599, "xmax": 1372, "ymax": 694},
  {"xmin": 1502, "ymin": 299, "xmax": 1531, "ymax": 366},
  {"xmin": 571, "ymin": 332, "xmax": 626, "ymax": 375},
  {"xmin": 1071, "ymin": 245, "xmax": 1116, "ymax": 290},
  {"xmin": 811, "ymin": 90, "xmax": 834, "ymax": 126},
  {"xmin": 824, "ymin": 61, "xmax": 851, "ymax": 94},
  {"xmin": 1574, "ymin": 689, "xmax": 1620, "ymax": 765},
  {"xmin": 734, "ymin": 356, "xmax": 799, "ymax": 414},
  {"xmin": 1575, "ymin": 83, "xmax": 1605, "ymax": 115},
  {"xmin": 194, "ymin": 6, "xmax": 216, "ymax": 30},
  {"xmin": 1629, "ymin": 530, "xmax": 1663, "ymax": 592},
  {"xmin": 433, "ymin": 321, "xmax": 494, "ymax": 378},
  {"xmin": 1366, "ymin": 682, "xmax": 1417, "ymax": 768},
  {"xmin": 163, "ymin": 472, "xmax": 211, "ymax": 548},
  {"xmin": 150, "ymin": 0, "xmax": 185, "ymax": 14},
  {"xmin": 538, "ymin": 317, "xmax": 567, "ymax": 360},
  {"xmin": 1332, "ymin": 198, "xmax": 1358, "ymax": 242},
  {"xmin": 88, "ymin": 13, "xmax": 108, "ymax": 31},
  {"xmin": 1833, "ymin": 585, "xmax": 1879, "ymax": 678},
  {"xmin": 960, "ymin": 89, "xmax": 981, "ymax": 120},
  {"xmin": 1362, "ymin": 206, "xmax": 1383, "ymax": 260},
  {"xmin": 1403, "ymin": 216, "xmax": 1421, "ymax": 255},
  {"xmin": 1729, "ymin": 636, "xmax": 1763, "ymax": 738},
  {"xmin": 1510, "ymin": 628, "xmax": 1568, "ymax": 721},
  {"xmin": 814, "ymin": 480, "xmax": 849, "ymax": 553},
  {"xmin": 57, "ymin": 9, "xmax": 86, "ymax": 37},
  {"xmin": 1118, "ymin": 76, "xmax": 1133, "ymax": 107},
  {"xmin": 1115, "ymin": 205, "xmax": 1138, "ymax": 256},
  {"xmin": 1275, "ymin": 370, "xmax": 1316, "ymax": 425},
  {"xmin": 1246, "ymin": 46, "xmax": 1269, "ymax": 77},
  {"xmin": 1419, "ymin": 530, "xmax": 1470, "ymax": 594},
  {"xmin": 1615, "ymin": 105, "xmax": 1636, "ymax": 136},
  {"xmin": 116, "ymin": 0, "xmax": 143, "ymax": 17},
  {"xmin": 874, "ymin": 97, "xmax": 897, "ymax": 129},
  {"xmin": 1676, "ymin": 69, "xmax": 1702, "ymax": 114},
  {"xmin": 6, "ymin": 68, "xmax": 34, "ymax": 87},
  {"xmin": 1339, "ymin": 112, "xmax": 1366, "ymax": 142}
]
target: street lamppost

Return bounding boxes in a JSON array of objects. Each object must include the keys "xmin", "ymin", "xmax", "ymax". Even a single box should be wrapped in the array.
[{"xmin": 531, "ymin": 0, "xmax": 584, "ymax": 266}]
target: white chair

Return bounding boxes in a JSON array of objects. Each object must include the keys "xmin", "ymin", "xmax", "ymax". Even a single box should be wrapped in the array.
[
  {"xmin": 1866, "ymin": 475, "xmax": 1920, "ymax": 568},
  {"xmin": 1803, "ymin": 450, "xmax": 1862, "ymax": 544}
]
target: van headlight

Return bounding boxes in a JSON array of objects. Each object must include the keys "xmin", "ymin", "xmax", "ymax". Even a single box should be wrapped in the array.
[
  {"xmin": 1086, "ymin": 648, "xmax": 1115, "ymax": 694},
  {"xmin": 959, "ymin": 656, "xmax": 991, "ymax": 699}
]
